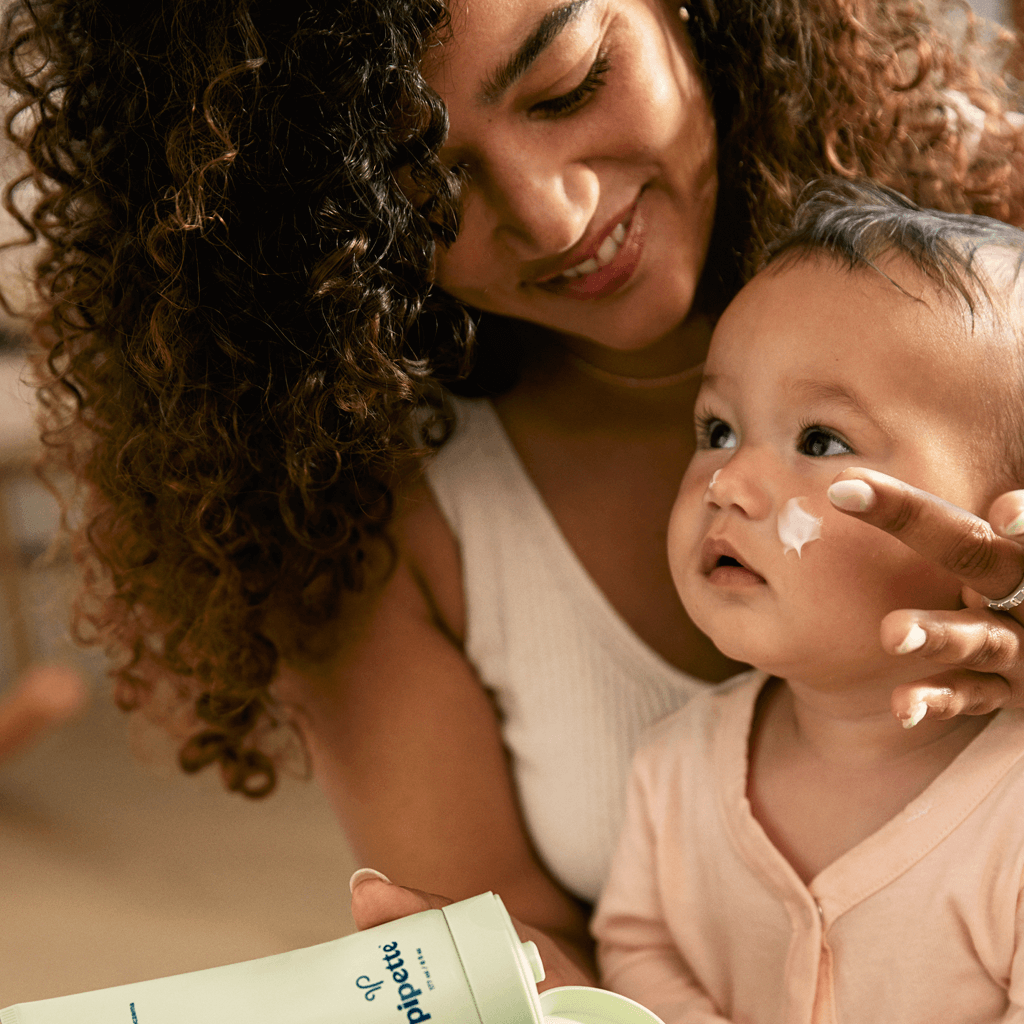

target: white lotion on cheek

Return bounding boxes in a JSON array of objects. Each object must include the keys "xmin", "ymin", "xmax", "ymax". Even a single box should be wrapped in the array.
[{"xmin": 777, "ymin": 497, "xmax": 822, "ymax": 557}]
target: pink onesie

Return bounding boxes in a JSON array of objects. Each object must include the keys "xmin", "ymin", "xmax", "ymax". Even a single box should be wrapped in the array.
[{"xmin": 592, "ymin": 670, "xmax": 1024, "ymax": 1024}]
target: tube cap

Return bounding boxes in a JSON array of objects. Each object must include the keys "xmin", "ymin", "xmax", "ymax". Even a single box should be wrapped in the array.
[{"xmin": 442, "ymin": 893, "xmax": 546, "ymax": 1024}]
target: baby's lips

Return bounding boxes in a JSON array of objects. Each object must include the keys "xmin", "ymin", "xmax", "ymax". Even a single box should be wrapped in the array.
[{"xmin": 700, "ymin": 534, "xmax": 757, "ymax": 576}]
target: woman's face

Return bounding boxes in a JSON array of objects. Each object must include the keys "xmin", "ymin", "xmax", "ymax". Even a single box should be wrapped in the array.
[{"xmin": 424, "ymin": 0, "xmax": 717, "ymax": 352}]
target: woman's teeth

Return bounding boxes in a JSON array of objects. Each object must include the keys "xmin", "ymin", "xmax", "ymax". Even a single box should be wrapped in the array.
[{"xmin": 561, "ymin": 221, "xmax": 627, "ymax": 280}]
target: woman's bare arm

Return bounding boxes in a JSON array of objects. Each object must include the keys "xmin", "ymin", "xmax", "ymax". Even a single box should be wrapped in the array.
[{"xmin": 274, "ymin": 481, "xmax": 595, "ymax": 986}]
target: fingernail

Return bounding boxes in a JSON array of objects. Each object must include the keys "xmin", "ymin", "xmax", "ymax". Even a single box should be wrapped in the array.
[
  {"xmin": 895, "ymin": 623, "xmax": 927, "ymax": 655},
  {"xmin": 1002, "ymin": 512, "xmax": 1024, "ymax": 537},
  {"xmin": 902, "ymin": 701, "xmax": 927, "ymax": 729},
  {"xmin": 827, "ymin": 479, "xmax": 875, "ymax": 512},
  {"xmin": 349, "ymin": 868, "xmax": 392, "ymax": 893}
]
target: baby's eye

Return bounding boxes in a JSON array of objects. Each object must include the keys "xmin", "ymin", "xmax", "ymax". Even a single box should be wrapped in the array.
[
  {"xmin": 798, "ymin": 426, "xmax": 853, "ymax": 458},
  {"xmin": 704, "ymin": 418, "xmax": 737, "ymax": 450}
]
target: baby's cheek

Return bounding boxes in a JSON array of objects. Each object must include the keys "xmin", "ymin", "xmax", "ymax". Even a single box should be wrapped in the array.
[
  {"xmin": 666, "ymin": 476, "xmax": 707, "ymax": 598},
  {"xmin": 799, "ymin": 514, "xmax": 960, "ymax": 620}
]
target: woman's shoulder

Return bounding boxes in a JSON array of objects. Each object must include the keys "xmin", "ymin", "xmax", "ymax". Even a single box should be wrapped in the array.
[
  {"xmin": 271, "ymin": 474, "xmax": 465, "ymax": 707},
  {"xmin": 392, "ymin": 475, "xmax": 467, "ymax": 646}
]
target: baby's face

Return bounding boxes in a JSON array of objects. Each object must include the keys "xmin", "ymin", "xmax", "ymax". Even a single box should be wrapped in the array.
[{"xmin": 669, "ymin": 255, "xmax": 1015, "ymax": 687}]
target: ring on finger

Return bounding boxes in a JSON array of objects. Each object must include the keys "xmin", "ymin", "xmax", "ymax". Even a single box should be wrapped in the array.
[{"xmin": 986, "ymin": 575, "xmax": 1024, "ymax": 611}]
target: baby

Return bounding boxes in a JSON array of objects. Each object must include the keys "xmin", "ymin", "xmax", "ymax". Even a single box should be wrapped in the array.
[{"xmin": 591, "ymin": 180, "xmax": 1024, "ymax": 1024}]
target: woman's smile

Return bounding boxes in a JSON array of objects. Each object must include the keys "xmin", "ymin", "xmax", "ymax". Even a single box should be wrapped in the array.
[
  {"xmin": 426, "ymin": 0, "xmax": 718, "ymax": 352},
  {"xmin": 530, "ymin": 196, "xmax": 642, "ymax": 298}
]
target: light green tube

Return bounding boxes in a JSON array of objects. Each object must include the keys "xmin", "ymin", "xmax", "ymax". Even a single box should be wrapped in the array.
[{"xmin": 1, "ymin": 892, "xmax": 665, "ymax": 1024}]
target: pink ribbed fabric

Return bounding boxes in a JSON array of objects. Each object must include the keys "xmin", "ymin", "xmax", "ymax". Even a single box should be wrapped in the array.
[{"xmin": 594, "ymin": 672, "xmax": 1024, "ymax": 1023}]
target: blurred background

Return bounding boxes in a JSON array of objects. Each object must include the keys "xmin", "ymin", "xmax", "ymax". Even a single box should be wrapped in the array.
[
  {"xmin": 0, "ymin": 257, "xmax": 356, "ymax": 1002},
  {"xmin": 0, "ymin": 44, "xmax": 356, "ymax": 1012},
  {"xmin": 0, "ymin": 0, "xmax": 1020, "ymax": 1010}
]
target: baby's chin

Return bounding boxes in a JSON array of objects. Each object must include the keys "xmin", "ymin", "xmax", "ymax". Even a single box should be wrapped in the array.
[{"xmin": 702, "ymin": 632, "xmax": 843, "ymax": 684}]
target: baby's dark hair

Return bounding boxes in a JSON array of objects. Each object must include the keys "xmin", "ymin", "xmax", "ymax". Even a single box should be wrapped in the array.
[
  {"xmin": 766, "ymin": 177, "xmax": 1024, "ymax": 314},
  {"xmin": 766, "ymin": 177, "xmax": 1024, "ymax": 484}
]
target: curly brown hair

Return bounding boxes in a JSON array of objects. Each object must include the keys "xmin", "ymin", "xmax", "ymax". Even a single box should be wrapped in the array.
[{"xmin": 1, "ymin": 0, "xmax": 1021, "ymax": 797}]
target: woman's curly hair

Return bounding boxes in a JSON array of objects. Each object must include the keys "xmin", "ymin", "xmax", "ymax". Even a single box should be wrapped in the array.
[{"xmin": 0, "ymin": 0, "xmax": 1021, "ymax": 796}]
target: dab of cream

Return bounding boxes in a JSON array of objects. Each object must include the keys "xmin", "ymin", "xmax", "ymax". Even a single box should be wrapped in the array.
[
  {"xmin": 705, "ymin": 469, "xmax": 722, "ymax": 502},
  {"xmin": 777, "ymin": 497, "xmax": 822, "ymax": 557}
]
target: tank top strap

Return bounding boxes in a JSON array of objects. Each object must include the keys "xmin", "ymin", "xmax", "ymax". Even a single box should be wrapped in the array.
[{"xmin": 427, "ymin": 395, "xmax": 700, "ymax": 687}]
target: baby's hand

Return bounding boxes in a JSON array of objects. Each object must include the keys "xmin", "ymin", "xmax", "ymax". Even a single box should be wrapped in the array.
[{"xmin": 348, "ymin": 869, "xmax": 596, "ymax": 990}]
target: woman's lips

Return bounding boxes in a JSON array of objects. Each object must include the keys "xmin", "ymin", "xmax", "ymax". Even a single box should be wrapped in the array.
[{"xmin": 530, "ymin": 202, "xmax": 645, "ymax": 301}]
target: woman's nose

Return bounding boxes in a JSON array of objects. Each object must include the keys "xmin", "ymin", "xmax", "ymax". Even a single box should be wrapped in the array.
[
  {"xmin": 478, "ymin": 145, "xmax": 599, "ymax": 259},
  {"xmin": 704, "ymin": 452, "xmax": 773, "ymax": 521}
]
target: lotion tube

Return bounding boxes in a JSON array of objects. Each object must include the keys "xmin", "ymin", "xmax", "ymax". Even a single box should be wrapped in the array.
[
  {"xmin": 1, "ymin": 893, "xmax": 664, "ymax": 1024},
  {"xmin": 0, "ymin": 896, "xmax": 515, "ymax": 1024}
]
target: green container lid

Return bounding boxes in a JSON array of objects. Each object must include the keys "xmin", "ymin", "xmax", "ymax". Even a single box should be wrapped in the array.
[{"xmin": 540, "ymin": 986, "xmax": 666, "ymax": 1024}]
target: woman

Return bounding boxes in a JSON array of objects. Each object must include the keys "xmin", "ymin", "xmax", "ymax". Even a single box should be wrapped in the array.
[{"xmin": 3, "ymin": 0, "xmax": 1023, "ymax": 987}]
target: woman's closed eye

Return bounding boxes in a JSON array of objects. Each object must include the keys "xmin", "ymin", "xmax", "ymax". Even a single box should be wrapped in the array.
[
  {"xmin": 798, "ymin": 425, "xmax": 853, "ymax": 457},
  {"xmin": 529, "ymin": 51, "xmax": 611, "ymax": 118}
]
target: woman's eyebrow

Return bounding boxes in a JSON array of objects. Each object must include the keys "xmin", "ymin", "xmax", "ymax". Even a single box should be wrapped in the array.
[{"xmin": 480, "ymin": 0, "xmax": 592, "ymax": 104}]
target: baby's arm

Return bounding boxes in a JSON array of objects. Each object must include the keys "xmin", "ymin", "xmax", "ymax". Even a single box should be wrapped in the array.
[{"xmin": 592, "ymin": 763, "xmax": 732, "ymax": 1024}]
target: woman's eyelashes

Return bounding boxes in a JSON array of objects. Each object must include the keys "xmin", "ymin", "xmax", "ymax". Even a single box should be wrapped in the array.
[
  {"xmin": 797, "ymin": 424, "xmax": 854, "ymax": 457},
  {"xmin": 529, "ymin": 51, "xmax": 611, "ymax": 118},
  {"xmin": 442, "ymin": 49, "xmax": 612, "ymax": 177}
]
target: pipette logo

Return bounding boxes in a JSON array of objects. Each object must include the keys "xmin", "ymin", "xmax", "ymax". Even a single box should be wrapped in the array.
[{"xmin": 381, "ymin": 942, "xmax": 431, "ymax": 1023}]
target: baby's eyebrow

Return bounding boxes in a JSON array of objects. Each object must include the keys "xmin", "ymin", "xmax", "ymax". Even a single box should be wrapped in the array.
[{"xmin": 788, "ymin": 378, "xmax": 877, "ymax": 422}]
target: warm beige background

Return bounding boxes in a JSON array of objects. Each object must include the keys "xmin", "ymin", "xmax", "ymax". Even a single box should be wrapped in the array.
[
  {"xmin": 0, "ymin": 617, "xmax": 359, "ymax": 1008},
  {"xmin": 0, "ymin": 630, "xmax": 359, "ymax": 1008},
  {"xmin": 0, "ymin": 367, "xmax": 358, "ymax": 1008}
]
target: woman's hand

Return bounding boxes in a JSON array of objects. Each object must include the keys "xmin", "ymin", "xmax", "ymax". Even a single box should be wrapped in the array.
[
  {"xmin": 828, "ymin": 468, "xmax": 1024, "ymax": 724},
  {"xmin": 349, "ymin": 870, "xmax": 597, "ymax": 990}
]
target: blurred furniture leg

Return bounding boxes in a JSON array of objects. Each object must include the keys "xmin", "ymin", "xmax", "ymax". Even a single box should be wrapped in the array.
[
  {"xmin": 0, "ymin": 351, "xmax": 39, "ymax": 680},
  {"xmin": 0, "ymin": 662, "xmax": 87, "ymax": 762},
  {"xmin": 0, "ymin": 466, "xmax": 32, "ymax": 676}
]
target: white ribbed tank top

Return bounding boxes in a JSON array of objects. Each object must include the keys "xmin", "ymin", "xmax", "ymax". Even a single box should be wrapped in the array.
[{"xmin": 425, "ymin": 396, "xmax": 711, "ymax": 903}]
